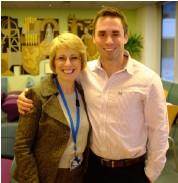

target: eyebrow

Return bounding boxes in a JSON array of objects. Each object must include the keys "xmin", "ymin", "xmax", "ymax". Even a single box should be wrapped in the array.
[
  {"xmin": 56, "ymin": 54, "xmax": 80, "ymax": 57},
  {"xmin": 97, "ymin": 30, "xmax": 120, "ymax": 32},
  {"xmin": 112, "ymin": 30, "xmax": 120, "ymax": 33},
  {"xmin": 97, "ymin": 30, "xmax": 120, "ymax": 34}
]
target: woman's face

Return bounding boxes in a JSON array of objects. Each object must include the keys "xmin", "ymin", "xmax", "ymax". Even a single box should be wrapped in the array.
[{"xmin": 54, "ymin": 48, "xmax": 82, "ymax": 83}]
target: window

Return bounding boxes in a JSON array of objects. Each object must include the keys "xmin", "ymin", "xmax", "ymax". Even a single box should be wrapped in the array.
[{"xmin": 161, "ymin": 2, "xmax": 176, "ymax": 81}]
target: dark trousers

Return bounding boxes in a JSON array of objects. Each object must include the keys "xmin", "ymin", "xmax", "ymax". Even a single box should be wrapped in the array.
[{"xmin": 84, "ymin": 150, "xmax": 150, "ymax": 183}]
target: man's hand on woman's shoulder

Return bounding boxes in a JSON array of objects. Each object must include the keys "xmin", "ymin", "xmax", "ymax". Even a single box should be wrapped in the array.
[{"xmin": 17, "ymin": 88, "xmax": 33, "ymax": 114}]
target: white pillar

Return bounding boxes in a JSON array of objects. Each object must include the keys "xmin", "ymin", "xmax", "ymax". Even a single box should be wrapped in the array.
[
  {"xmin": 174, "ymin": 2, "xmax": 178, "ymax": 82},
  {"xmin": 136, "ymin": 4, "xmax": 161, "ymax": 75}
]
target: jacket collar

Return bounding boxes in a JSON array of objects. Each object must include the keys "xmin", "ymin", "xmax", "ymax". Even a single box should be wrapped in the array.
[
  {"xmin": 40, "ymin": 74, "xmax": 83, "ymax": 97},
  {"xmin": 40, "ymin": 74, "xmax": 84, "ymax": 127},
  {"xmin": 40, "ymin": 74, "xmax": 69, "ymax": 127},
  {"xmin": 40, "ymin": 74, "xmax": 58, "ymax": 97}
]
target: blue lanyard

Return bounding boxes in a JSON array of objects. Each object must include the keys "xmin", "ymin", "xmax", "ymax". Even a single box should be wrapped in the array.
[{"xmin": 54, "ymin": 78, "xmax": 80, "ymax": 150}]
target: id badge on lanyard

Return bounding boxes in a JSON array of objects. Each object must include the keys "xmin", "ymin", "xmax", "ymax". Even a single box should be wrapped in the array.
[
  {"xmin": 70, "ymin": 154, "xmax": 83, "ymax": 170},
  {"xmin": 54, "ymin": 78, "xmax": 81, "ymax": 170}
]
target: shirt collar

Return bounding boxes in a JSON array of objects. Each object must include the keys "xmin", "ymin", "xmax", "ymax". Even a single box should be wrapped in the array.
[
  {"xmin": 123, "ymin": 50, "xmax": 134, "ymax": 75},
  {"xmin": 92, "ymin": 50, "xmax": 134, "ymax": 75}
]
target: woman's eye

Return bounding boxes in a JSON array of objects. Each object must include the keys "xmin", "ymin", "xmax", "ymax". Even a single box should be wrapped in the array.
[
  {"xmin": 58, "ymin": 57, "xmax": 65, "ymax": 61},
  {"xmin": 70, "ymin": 56, "xmax": 80, "ymax": 62},
  {"xmin": 71, "ymin": 56, "xmax": 78, "ymax": 60}
]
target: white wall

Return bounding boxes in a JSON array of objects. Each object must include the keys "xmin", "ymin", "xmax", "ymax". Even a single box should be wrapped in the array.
[
  {"xmin": 174, "ymin": 2, "xmax": 178, "ymax": 82},
  {"xmin": 136, "ymin": 4, "xmax": 162, "ymax": 75}
]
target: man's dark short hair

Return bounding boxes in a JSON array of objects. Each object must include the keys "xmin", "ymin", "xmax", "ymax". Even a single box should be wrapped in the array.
[{"xmin": 92, "ymin": 6, "xmax": 128, "ymax": 35}]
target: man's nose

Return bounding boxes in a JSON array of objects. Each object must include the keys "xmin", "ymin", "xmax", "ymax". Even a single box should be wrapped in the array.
[{"xmin": 106, "ymin": 36, "xmax": 113, "ymax": 44}]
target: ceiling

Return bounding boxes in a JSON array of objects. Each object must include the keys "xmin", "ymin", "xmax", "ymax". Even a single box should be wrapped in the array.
[{"xmin": 1, "ymin": 1, "xmax": 158, "ymax": 9}]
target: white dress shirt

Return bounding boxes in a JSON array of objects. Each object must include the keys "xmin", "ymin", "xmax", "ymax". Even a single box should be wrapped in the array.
[{"xmin": 79, "ymin": 51, "xmax": 169, "ymax": 182}]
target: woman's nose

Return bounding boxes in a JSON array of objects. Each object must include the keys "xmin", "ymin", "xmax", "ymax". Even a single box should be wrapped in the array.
[{"xmin": 64, "ymin": 57, "xmax": 72, "ymax": 66}]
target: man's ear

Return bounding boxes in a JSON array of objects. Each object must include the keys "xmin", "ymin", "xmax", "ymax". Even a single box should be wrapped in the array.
[
  {"xmin": 92, "ymin": 35, "xmax": 96, "ymax": 44},
  {"xmin": 124, "ymin": 33, "xmax": 129, "ymax": 44}
]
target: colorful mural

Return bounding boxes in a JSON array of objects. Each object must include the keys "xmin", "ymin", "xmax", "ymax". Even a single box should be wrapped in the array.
[
  {"xmin": 1, "ymin": 16, "xmax": 59, "ymax": 75},
  {"xmin": 68, "ymin": 15, "xmax": 98, "ymax": 61}
]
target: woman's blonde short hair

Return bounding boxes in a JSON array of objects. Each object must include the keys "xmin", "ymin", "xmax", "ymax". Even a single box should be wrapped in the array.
[{"xmin": 49, "ymin": 32, "xmax": 87, "ymax": 73}]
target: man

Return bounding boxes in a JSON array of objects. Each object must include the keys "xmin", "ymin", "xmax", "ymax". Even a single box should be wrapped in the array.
[{"xmin": 17, "ymin": 7, "xmax": 169, "ymax": 183}]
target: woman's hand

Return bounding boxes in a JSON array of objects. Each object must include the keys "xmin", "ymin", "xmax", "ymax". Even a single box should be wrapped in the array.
[{"xmin": 17, "ymin": 88, "xmax": 33, "ymax": 114}]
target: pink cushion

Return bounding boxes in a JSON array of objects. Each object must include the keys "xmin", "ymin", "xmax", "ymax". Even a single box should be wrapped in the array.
[{"xmin": 1, "ymin": 158, "xmax": 13, "ymax": 183}]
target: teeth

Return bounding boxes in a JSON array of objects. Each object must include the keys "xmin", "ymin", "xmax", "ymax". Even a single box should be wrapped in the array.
[
  {"xmin": 104, "ymin": 48, "xmax": 114, "ymax": 51},
  {"xmin": 63, "ymin": 69, "xmax": 73, "ymax": 74}
]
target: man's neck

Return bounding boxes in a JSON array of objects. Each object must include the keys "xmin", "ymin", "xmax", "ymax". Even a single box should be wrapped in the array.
[{"xmin": 100, "ymin": 55, "xmax": 127, "ymax": 77}]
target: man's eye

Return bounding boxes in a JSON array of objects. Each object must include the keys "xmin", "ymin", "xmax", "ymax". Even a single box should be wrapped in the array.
[
  {"xmin": 98, "ymin": 32, "xmax": 105, "ymax": 37},
  {"xmin": 113, "ymin": 33, "xmax": 119, "ymax": 37},
  {"xmin": 99, "ymin": 34, "xmax": 105, "ymax": 37},
  {"xmin": 112, "ymin": 32, "xmax": 120, "ymax": 37}
]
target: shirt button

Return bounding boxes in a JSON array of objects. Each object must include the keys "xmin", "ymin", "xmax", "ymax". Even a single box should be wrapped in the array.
[{"xmin": 118, "ymin": 90, "xmax": 123, "ymax": 95}]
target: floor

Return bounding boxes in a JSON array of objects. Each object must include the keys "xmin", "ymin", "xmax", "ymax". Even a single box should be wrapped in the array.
[{"xmin": 156, "ymin": 124, "xmax": 178, "ymax": 183}]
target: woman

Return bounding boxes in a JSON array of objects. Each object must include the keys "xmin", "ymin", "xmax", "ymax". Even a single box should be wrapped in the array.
[{"xmin": 14, "ymin": 33, "xmax": 90, "ymax": 183}]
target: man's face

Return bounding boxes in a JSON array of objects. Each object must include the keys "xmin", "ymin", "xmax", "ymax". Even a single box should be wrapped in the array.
[{"xmin": 93, "ymin": 16, "xmax": 128, "ymax": 60}]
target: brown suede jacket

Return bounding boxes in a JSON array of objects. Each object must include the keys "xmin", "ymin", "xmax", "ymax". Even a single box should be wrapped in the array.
[{"xmin": 13, "ymin": 74, "xmax": 91, "ymax": 183}]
